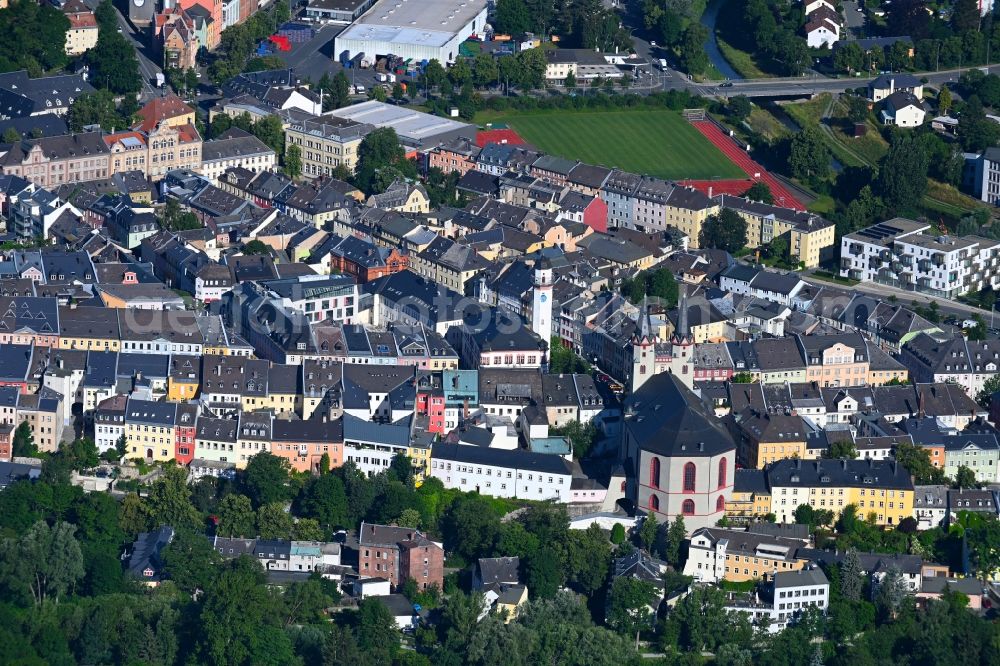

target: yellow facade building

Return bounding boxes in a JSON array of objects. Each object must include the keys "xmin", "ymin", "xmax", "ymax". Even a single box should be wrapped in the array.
[{"xmin": 768, "ymin": 458, "xmax": 914, "ymax": 527}]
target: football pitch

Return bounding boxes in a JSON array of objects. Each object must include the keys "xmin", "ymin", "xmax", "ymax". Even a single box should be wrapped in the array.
[{"xmin": 503, "ymin": 110, "xmax": 746, "ymax": 180}]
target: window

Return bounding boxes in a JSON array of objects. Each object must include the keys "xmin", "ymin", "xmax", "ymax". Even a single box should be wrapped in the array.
[
  {"xmin": 716, "ymin": 495, "xmax": 726, "ymax": 512},
  {"xmin": 649, "ymin": 494, "xmax": 659, "ymax": 511},
  {"xmin": 682, "ymin": 499, "xmax": 695, "ymax": 515},
  {"xmin": 650, "ymin": 456, "xmax": 661, "ymax": 489},
  {"xmin": 683, "ymin": 462, "xmax": 696, "ymax": 492},
  {"xmin": 718, "ymin": 458, "xmax": 727, "ymax": 488}
]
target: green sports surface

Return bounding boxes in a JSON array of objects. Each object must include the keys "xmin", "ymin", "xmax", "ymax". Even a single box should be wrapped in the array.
[{"xmin": 504, "ymin": 110, "xmax": 746, "ymax": 180}]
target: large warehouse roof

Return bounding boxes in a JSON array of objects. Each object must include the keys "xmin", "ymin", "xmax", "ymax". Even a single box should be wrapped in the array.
[
  {"xmin": 337, "ymin": 0, "xmax": 487, "ymax": 48},
  {"xmin": 328, "ymin": 101, "xmax": 472, "ymax": 146}
]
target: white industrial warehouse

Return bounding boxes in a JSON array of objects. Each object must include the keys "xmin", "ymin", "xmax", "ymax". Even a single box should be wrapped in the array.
[{"xmin": 334, "ymin": 0, "xmax": 488, "ymax": 64}]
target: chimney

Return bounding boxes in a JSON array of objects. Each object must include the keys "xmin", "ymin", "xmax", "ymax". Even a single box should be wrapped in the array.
[
  {"xmin": 918, "ymin": 387, "xmax": 925, "ymax": 419},
  {"xmin": 708, "ymin": 186, "xmax": 713, "ymax": 198}
]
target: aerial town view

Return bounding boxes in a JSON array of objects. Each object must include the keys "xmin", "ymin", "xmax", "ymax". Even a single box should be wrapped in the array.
[{"xmin": 1, "ymin": 0, "xmax": 1000, "ymax": 661}]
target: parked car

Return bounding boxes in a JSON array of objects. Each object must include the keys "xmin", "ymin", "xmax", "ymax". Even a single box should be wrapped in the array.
[{"xmin": 719, "ymin": 81, "xmax": 734, "ymax": 88}]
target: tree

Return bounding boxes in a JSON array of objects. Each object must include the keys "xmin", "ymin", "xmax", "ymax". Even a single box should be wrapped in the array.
[
  {"xmin": 67, "ymin": 90, "xmax": 127, "ymax": 133},
  {"xmin": 423, "ymin": 59, "xmax": 447, "ymax": 92},
  {"xmin": 893, "ymin": 440, "xmax": 945, "ymax": 484},
  {"xmin": 550, "ymin": 420, "xmax": 598, "ymax": 459},
  {"xmin": 728, "ymin": 96, "xmax": 752, "ymax": 121},
  {"xmin": 788, "ymin": 127, "xmax": 831, "ymax": 182},
  {"xmin": 118, "ymin": 492, "xmax": 151, "ymax": 538},
  {"xmin": 495, "ymin": 0, "xmax": 532, "ymax": 35},
  {"xmin": 611, "ymin": 523, "xmax": 626, "ymax": 545},
  {"xmin": 839, "ymin": 548, "xmax": 864, "ymax": 602},
  {"xmin": 161, "ymin": 528, "xmax": 222, "ymax": 593},
  {"xmin": 952, "ymin": 0, "xmax": 981, "ymax": 32},
  {"xmin": 845, "ymin": 95, "xmax": 870, "ymax": 123},
  {"xmin": 525, "ymin": 546, "xmax": 562, "ymax": 598},
  {"xmin": 955, "ymin": 465, "xmax": 979, "ymax": 489},
  {"xmin": 1, "ymin": 127, "xmax": 19, "ymax": 144},
  {"xmin": 284, "ymin": 144, "xmax": 302, "ymax": 179},
  {"xmin": 257, "ymin": 502, "xmax": 293, "ymax": 539},
  {"xmin": 217, "ymin": 493, "xmax": 255, "ymax": 538},
  {"xmin": 242, "ymin": 239, "xmax": 271, "ymax": 255},
  {"xmin": 959, "ymin": 96, "xmax": 1000, "ymax": 153},
  {"xmin": 638, "ymin": 514, "xmax": 658, "ymax": 552},
  {"xmin": 357, "ymin": 597, "xmax": 400, "ymax": 662},
  {"xmin": 823, "ymin": 440, "xmax": 859, "ymax": 460},
  {"xmin": 324, "ymin": 624, "xmax": 365, "ymax": 665},
  {"xmin": 680, "ymin": 24, "xmax": 709, "ymax": 75},
  {"xmin": 473, "ymin": 53, "xmax": 500, "ymax": 88},
  {"xmin": 876, "ymin": 133, "xmax": 929, "ymax": 212},
  {"xmin": 966, "ymin": 515, "xmax": 1000, "ymax": 580},
  {"xmin": 389, "ymin": 453, "xmax": 415, "ymax": 487},
  {"xmin": 938, "ymin": 85, "xmax": 953, "ymax": 115},
  {"xmin": 251, "ymin": 114, "xmax": 284, "ymax": 154},
  {"xmin": 88, "ymin": 28, "xmax": 142, "ymax": 95},
  {"xmin": 0, "ymin": 0, "xmax": 71, "ymax": 75},
  {"xmin": 740, "ymin": 181, "xmax": 773, "ymax": 204},
  {"xmin": 663, "ymin": 516, "xmax": 686, "ymax": 567},
  {"xmin": 731, "ymin": 371, "xmax": 755, "ymax": 383},
  {"xmin": 606, "ymin": 577, "xmax": 658, "ymax": 648},
  {"xmin": 700, "ymin": 208, "xmax": 748, "ymax": 253},
  {"xmin": 976, "ymin": 374, "xmax": 1000, "ymax": 408},
  {"xmin": 354, "ymin": 126, "xmax": 418, "ymax": 195},
  {"xmin": 295, "ymin": 473, "xmax": 349, "ymax": 529},
  {"xmin": 147, "ymin": 464, "xmax": 201, "ymax": 530},
  {"xmin": 564, "ymin": 70, "xmax": 577, "ymax": 89},
  {"xmin": 834, "ymin": 41, "xmax": 865, "ymax": 73},
  {"xmin": 293, "ymin": 517, "xmax": 325, "ymax": 541},
  {"xmin": 874, "ymin": 565, "xmax": 907, "ymax": 618},
  {"xmin": 199, "ymin": 557, "xmax": 278, "ymax": 666},
  {"xmin": 0, "ymin": 520, "xmax": 84, "ymax": 606},
  {"xmin": 12, "ymin": 421, "xmax": 38, "ymax": 458},
  {"xmin": 160, "ymin": 198, "xmax": 202, "ymax": 231},
  {"xmin": 241, "ymin": 452, "xmax": 291, "ymax": 508}
]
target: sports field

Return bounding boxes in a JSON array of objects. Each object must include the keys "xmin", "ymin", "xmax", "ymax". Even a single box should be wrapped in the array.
[{"xmin": 503, "ymin": 110, "xmax": 746, "ymax": 180}]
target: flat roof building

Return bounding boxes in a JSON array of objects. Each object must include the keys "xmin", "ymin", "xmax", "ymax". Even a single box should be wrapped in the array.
[
  {"xmin": 334, "ymin": 0, "xmax": 488, "ymax": 64},
  {"xmin": 326, "ymin": 101, "xmax": 475, "ymax": 151}
]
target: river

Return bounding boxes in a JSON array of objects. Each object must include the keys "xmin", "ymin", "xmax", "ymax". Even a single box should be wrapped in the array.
[{"xmin": 701, "ymin": 0, "xmax": 742, "ymax": 81}]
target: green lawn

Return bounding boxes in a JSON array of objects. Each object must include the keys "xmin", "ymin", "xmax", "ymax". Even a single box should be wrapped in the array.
[{"xmin": 503, "ymin": 110, "xmax": 746, "ymax": 180}]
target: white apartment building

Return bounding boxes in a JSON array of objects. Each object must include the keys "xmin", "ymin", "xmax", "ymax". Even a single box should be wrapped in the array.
[
  {"xmin": 840, "ymin": 218, "xmax": 1000, "ymax": 298},
  {"xmin": 430, "ymin": 443, "xmax": 574, "ymax": 502},
  {"xmin": 725, "ymin": 568, "xmax": 829, "ymax": 633}
]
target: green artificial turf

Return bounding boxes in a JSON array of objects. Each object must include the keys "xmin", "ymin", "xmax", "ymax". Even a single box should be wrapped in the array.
[{"xmin": 504, "ymin": 109, "xmax": 746, "ymax": 180}]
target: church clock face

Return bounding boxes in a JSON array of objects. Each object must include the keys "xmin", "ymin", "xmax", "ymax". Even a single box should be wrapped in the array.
[
  {"xmin": 540, "ymin": 294, "xmax": 547, "ymax": 302},
  {"xmin": 133, "ymin": 0, "xmax": 144, "ymax": 8}
]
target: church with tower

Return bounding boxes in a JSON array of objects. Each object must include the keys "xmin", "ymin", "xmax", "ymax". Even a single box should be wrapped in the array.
[
  {"xmin": 629, "ymin": 284, "xmax": 695, "ymax": 394},
  {"xmin": 620, "ymin": 284, "xmax": 733, "ymax": 530}
]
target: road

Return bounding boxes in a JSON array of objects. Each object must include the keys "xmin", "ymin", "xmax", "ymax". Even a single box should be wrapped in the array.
[
  {"xmin": 117, "ymin": 13, "xmax": 162, "ymax": 99},
  {"xmin": 80, "ymin": 0, "xmax": 163, "ymax": 99}
]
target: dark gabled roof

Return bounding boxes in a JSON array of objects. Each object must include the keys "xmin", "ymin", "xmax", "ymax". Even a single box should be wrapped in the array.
[
  {"xmin": 734, "ymin": 468, "xmax": 769, "ymax": 494},
  {"xmin": 477, "ymin": 556, "xmax": 520, "ymax": 585},
  {"xmin": 753, "ymin": 337, "xmax": 805, "ymax": 372},
  {"xmin": 768, "ymin": 458, "xmax": 914, "ymax": 491},
  {"xmin": 869, "ymin": 73, "xmax": 921, "ymax": 90},
  {"xmin": 431, "ymin": 442, "xmax": 574, "ymax": 476},
  {"xmin": 624, "ymin": 373, "xmax": 736, "ymax": 458}
]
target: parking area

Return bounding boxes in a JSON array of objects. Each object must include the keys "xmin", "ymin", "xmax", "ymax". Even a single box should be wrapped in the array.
[
  {"xmin": 267, "ymin": 20, "xmax": 420, "ymax": 97},
  {"xmin": 842, "ymin": 1, "xmax": 866, "ymax": 31}
]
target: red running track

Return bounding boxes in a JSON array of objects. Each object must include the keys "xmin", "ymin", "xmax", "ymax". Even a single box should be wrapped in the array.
[
  {"xmin": 678, "ymin": 179, "xmax": 754, "ymax": 198},
  {"xmin": 691, "ymin": 120, "xmax": 806, "ymax": 211}
]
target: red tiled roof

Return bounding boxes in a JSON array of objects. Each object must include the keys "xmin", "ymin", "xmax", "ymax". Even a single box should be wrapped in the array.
[
  {"xmin": 134, "ymin": 94, "xmax": 195, "ymax": 132},
  {"xmin": 175, "ymin": 123, "xmax": 201, "ymax": 143},
  {"xmin": 104, "ymin": 131, "xmax": 147, "ymax": 147}
]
